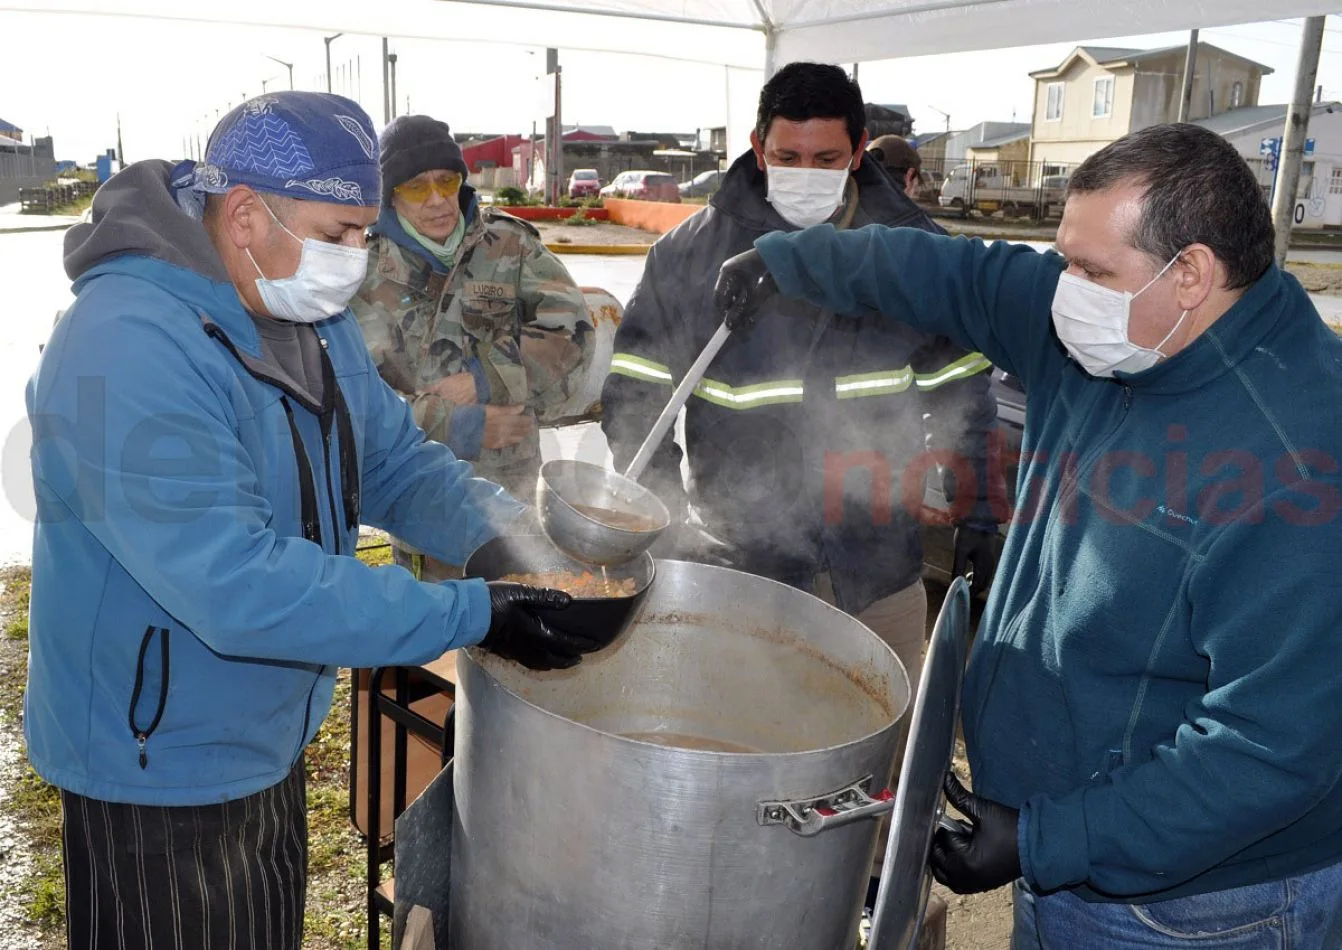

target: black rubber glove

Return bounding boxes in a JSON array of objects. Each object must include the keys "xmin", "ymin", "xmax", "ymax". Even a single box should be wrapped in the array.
[
  {"xmin": 930, "ymin": 772, "xmax": 1022, "ymax": 894},
  {"xmin": 713, "ymin": 248, "xmax": 778, "ymax": 331},
  {"xmin": 480, "ymin": 583, "xmax": 597, "ymax": 671},
  {"xmin": 952, "ymin": 524, "xmax": 999, "ymax": 596}
]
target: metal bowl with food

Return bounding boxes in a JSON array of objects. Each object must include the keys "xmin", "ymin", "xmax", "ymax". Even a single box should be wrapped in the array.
[
  {"xmin": 462, "ymin": 533, "xmax": 656, "ymax": 649},
  {"xmin": 536, "ymin": 459, "xmax": 670, "ymax": 567}
]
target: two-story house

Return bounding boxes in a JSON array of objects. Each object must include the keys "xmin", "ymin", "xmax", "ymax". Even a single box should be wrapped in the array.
[{"xmin": 1027, "ymin": 43, "xmax": 1272, "ymax": 181}]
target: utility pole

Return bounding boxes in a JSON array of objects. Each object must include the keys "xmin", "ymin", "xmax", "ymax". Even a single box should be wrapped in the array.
[
  {"xmin": 382, "ymin": 38, "xmax": 391, "ymax": 125},
  {"xmin": 546, "ymin": 48, "xmax": 562, "ymax": 205},
  {"xmin": 530, "ymin": 119, "xmax": 538, "ymax": 192},
  {"xmin": 1178, "ymin": 29, "xmax": 1199, "ymax": 122},
  {"xmin": 265, "ymin": 55, "xmax": 294, "ymax": 90},
  {"xmin": 1272, "ymin": 16, "xmax": 1327, "ymax": 267},
  {"xmin": 324, "ymin": 33, "xmax": 343, "ymax": 94},
  {"xmin": 389, "ymin": 53, "xmax": 399, "ymax": 120}
]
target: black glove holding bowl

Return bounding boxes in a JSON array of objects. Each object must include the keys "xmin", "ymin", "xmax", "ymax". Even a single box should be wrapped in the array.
[{"xmin": 479, "ymin": 583, "xmax": 604, "ymax": 671}]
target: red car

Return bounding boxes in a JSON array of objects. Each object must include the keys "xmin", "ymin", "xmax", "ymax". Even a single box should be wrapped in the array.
[
  {"xmin": 568, "ymin": 169, "xmax": 601, "ymax": 199},
  {"xmin": 599, "ymin": 170, "xmax": 681, "ymax": 203}
]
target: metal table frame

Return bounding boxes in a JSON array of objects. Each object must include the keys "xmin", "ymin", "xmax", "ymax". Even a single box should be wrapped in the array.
[{"xmin": 359, "ymin": 663, "xmax": 457, "ymax": 950}]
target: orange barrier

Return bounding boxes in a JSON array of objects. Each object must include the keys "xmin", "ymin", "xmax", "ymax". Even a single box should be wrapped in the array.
[{"xmin": 604, "ymin": 197, "xmax": 703, "ymax": 235}]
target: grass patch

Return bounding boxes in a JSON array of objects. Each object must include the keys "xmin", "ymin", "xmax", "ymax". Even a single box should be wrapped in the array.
[
  {"xmin": 561, "ymin": 209, "xmax": 598, "ymax": 227},
  {"xmin": 10, "ymin": 762, "xmax": 63, "ymax": 929},
  {"xmin": 3, "ymin": 566, "xmax": 30, "ymax": 642},
  {"xmin": 52, "ymin": 195, "xmax": 93, "ymax": 217},
  {"xmin": 0, "ymin": 563, "xmax": 63, "ymax": 938}
]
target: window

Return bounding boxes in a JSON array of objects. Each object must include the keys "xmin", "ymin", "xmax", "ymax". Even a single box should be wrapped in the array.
[
  {"xmin": 1046, "ymin": 83, "xmax": 1065, "ymax": 121},
  {"xmin": 1330, "ymin": 167, "xmax": 1342, "ymax": 196},
  {"xmin": 1092, "ymin": 77, "xmax": 1115, "ymax": 118},
  {"xmin": 1231, "ymin": 81, "xmax": 1244, "ymax": 109}
]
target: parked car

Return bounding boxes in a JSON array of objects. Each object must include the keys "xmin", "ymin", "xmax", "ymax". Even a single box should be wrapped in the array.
[
  {"xmin": 600, "ymin": 170, "xmax": 681, "ymax": 203},
  {"xmin": 679, "ymin": 169, "xmax": 727, "ymax": 198},
  {"xmin": 568, "ymin": 168, "xmax": 601, "ymax": 199}
]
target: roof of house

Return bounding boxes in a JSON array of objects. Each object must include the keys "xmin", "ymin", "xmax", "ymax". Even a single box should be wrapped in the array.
[
  {"xmin": 1077, "ymin": 46, "xmax": 1143, "ymax": 64},
  {"xmin": 563, "ymin": 124, "xmax": 618, "ymax": 138},
  {"xmin": 1194, "ymin": 101, "xmax": 1340, "ymax": 137},
  {"xmin": 1032, "ymin": 43, "xmax": 1272, "ymax": 80},
  {"xmin": 951, "ymin": 121, "xmax": 1030, "ymax": 146},
  {"xmin": 968, "ymin": 128, "xmax": 1031, "ymax": 150},
  {"xmin": 0, "ymin": 118, "xmax": 21, "ymax": 135},
  {"xmin": 913, "ymin": 130, "xmax": 953, "ymax": 148}
]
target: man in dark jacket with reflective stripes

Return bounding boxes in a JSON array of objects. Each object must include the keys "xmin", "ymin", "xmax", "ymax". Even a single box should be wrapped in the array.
[{"xmin": 601, "ymin": 63, "xmax": 1003, "ymax": 703}]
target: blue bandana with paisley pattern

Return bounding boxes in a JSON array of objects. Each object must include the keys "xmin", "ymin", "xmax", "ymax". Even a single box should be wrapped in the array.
[{"xmin": 178, "ymin": 91, "xmax": 380, "ymax": 209}]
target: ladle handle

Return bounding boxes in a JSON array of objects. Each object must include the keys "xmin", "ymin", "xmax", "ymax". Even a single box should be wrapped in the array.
[{"xmin": 623, "ymin": 322, "xmax": 733, "ymax": 483}]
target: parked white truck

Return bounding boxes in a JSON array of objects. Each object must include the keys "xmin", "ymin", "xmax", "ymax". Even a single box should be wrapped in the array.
[{"xmin": 938, "ymin": 164, "xmax": 1068, "ymax": 219}]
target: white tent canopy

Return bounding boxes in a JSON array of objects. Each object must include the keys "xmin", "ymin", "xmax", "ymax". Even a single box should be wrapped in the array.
[{"xmin": 6, "ymin": 0, "xmax": 1342, "ymax": 72}]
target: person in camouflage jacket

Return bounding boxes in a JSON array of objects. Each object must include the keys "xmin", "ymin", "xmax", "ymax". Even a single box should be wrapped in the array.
[{"xmin": 353, "ymin": 115, "xmax": 593, "ymax": 576}]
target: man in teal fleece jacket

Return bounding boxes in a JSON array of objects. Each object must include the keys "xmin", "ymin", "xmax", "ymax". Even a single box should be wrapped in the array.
[{"xmin": 717, "ymin": 124, "xmax": 1342, "ymax": 946}]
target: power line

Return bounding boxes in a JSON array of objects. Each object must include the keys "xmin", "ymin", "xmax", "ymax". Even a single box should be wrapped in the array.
[
  {"xmin": 1268, "ymin": 17, "xmax": 1342, "ymax": 37},
  {"xmin": 1202, "ymin": 27, "xmax": 1342, "ymax": 55}
]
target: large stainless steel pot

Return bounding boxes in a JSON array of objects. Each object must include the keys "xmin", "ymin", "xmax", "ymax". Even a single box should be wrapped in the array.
[{"xmin": 449, "ymin": 560, "xmax": 911, "ymax": 950}]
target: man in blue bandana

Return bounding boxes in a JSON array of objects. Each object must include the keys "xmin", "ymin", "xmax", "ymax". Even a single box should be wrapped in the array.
[{"xmin": 24, "ymin": 92, "xmax": 595, "ymax": 949}]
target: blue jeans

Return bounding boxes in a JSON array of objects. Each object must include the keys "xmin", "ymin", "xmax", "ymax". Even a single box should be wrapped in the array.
[{"xmin": 1012, "ymin": 861, "xmax": 1342, "ymax": 949}]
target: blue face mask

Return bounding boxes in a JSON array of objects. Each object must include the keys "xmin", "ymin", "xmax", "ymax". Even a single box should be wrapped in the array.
[{"xmin": 247, "ymin": 199, "xmax": 368, "ymax": 323}]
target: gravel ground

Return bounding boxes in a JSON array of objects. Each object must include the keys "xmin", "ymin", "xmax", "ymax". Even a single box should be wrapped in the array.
[
  {"xmin": 0, "ymin": 735, "xmax": 48, "ymax": 950},
  {"xmin": 534, "ymin": 219, "xmax": 659, "ymax": 246},
  {"xmin": 0, "ymin": 579, "xmax": 54, "ymax": 950},
  {"xmin": 1284, "ymin": 261, "xmax": 1342, "ymax": 295}
]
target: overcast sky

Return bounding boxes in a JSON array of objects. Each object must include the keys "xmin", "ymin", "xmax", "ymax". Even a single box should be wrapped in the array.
[{"xmin": 2, "ymin": 11, "xmax": 1340, "ymax": 165}]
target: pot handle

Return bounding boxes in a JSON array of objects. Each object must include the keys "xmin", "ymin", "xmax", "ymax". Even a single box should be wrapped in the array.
[{"xmin": 757, "ymin": 775, "xmax": 895, "ymax": 838}]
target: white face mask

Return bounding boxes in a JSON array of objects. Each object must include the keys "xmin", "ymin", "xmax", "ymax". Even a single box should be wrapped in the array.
[
  {"xmin": 247, "ymin": 200, "xmax": 368, "ymax": 324},
  {"xmin": 765, "ymin": 164, "xmax": 850, "ymax": 229},
  {"xmin": 1050, "ymin": 252, "xmax": 1189, "ymax": 378}
]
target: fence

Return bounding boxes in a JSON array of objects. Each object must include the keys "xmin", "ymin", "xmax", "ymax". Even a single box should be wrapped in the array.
[
  {"xmin": 0, "ymin": 147, "xmax": 58, "ymax": 207},
  {"xmin": 469, "ymin": 166, "xmax": 520, "ymax": 191},
  {"xmin": 915, "ymin": 158, "xmax": 1082, "ymax": 222},
  {"xmin": 18, "ymin": 179, "xmax": 96, "ymax": 214}
]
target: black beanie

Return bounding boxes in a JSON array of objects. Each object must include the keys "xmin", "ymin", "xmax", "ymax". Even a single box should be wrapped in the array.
[{"xmin": 378, "ymin": 115, "xmax": 469, "ymax": 206}]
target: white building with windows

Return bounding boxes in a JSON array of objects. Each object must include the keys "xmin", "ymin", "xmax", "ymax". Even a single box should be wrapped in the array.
[
  {"xmin": 1027, "ymin": 43, "xmax": 1272, "ymax": 182},
  {"xmin": 1195, "ymin": 102, "xmax": 1342, "ymax": 230}
]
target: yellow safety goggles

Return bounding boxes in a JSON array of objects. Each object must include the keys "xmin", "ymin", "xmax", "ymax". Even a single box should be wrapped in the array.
[{"xmin": 394, "ymin": 173, "xmax": 463, "ymax": 203}]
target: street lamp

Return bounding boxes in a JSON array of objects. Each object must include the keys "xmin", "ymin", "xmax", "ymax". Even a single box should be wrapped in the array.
[
  {"xmin": 261, "ymin": 76, "xmax": 280, "ymax": 94},
  {"xmin": 928, "ymin": 105, "xmax": 951, "ymax": 134},
  {"xmin": 265, "ymin": 55, "xmax": 295, "ymax": 90},
  {"xmin": 324, "ymin": 33, "xmax": 345, "ymax": 94}
]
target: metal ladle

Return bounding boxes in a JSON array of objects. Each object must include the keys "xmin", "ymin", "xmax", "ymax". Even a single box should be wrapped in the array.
[{"xmin": 537, "ymin": 323, "xmax": 735, "ymax": 566}]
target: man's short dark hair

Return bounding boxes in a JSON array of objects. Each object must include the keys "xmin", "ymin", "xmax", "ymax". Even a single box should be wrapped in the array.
[
  {"xmin": 1068, "ymin": 123, "xmax": 1274, "ymax": 290},
  {"xmin": 756, "ymin": 62, "xmax": 865, "ymax": 150},
  {"xmin": 869, "ymin": 135, "xmax": 922, "ymax": 176}
]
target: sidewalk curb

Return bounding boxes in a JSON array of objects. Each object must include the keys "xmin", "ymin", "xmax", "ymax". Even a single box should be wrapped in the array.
[{"xmin": 0, "ymin": 223, "xmax": 77, "ymax": 235}]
